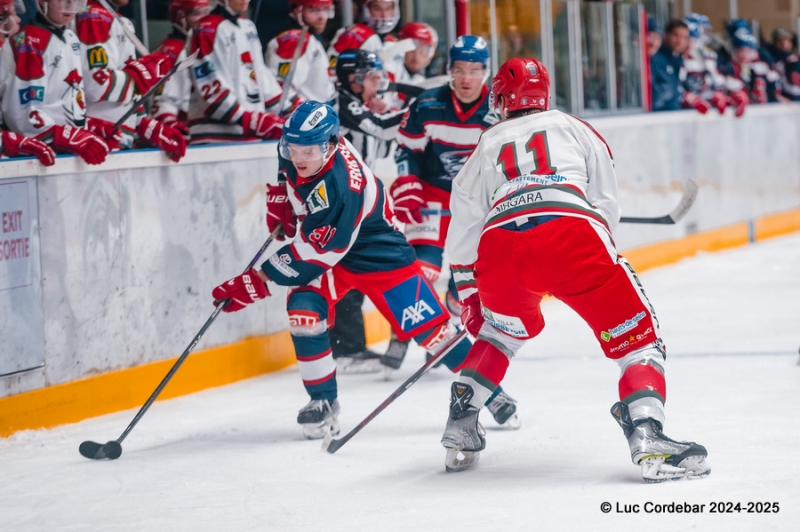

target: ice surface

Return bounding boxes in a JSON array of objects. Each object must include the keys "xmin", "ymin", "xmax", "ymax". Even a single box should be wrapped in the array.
[{"xmin": 2, "ymin": 234, "xmax": 799, "ymax": 532}]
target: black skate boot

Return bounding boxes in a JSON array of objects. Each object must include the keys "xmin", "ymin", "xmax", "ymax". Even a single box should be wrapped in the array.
[
  {"xmin": 380, "ymin": 332, "xmax": 409, "ymax": 376},
  {"xmin": 297, "ymin": 399, "xmax": 341, "ymax": 440},
  {"xmin": 611, "ymin": 401, "xmax": 710, "ymax": 483},
  {"xmin": 486, "ymin": 389, "xmax": 521, "ymax": 429},
  {"xmin": 441, "ymin": 382, "xmax": 486, "ymax": 472},
  {"xmin": 334, "ymin": 348, "xmax": 382, "ymax": 374}
]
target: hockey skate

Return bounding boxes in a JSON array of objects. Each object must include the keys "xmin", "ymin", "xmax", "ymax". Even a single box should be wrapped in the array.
[
  {"xmin": 611, "ymin": 402, "xmax": 710, "ymax": 483},
  {"xmin": 334, "ymin": 349, "xmax": 382, "ymax": 374},
  {"xmin": 297, "ymin": 399, "xmax": 341, "ymax": 440},
  {"xmin": 442, "ymin": 382, "xmax": 486, "ymax": 472},
  {"xmin": 486, "ymin": 390, "xmax": 521, "ymax": 430},
  {"xmin": 381, "ymin": 333, "xmax": 409, "ymax": 377}
]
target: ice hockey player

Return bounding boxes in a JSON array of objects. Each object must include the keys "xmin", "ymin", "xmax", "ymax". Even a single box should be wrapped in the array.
[
  {"xmin": 151, "ymin": 0, "xmax": 212, "ymax": 136},
  {"xmin": 265, "ymin": 0, "xmax": 337, "ymax": 108},
  {"xmin": 0, "ymin": 0, "xmax": 57, "ymax": 166},
  {"xmin": 387, "ymin": 35, "xmax": 496, "ymax": 369},
  {"xmin": 74, "ymin": 0, "xmax": 186, "ymax": 161},
  {"xmin": 210, "ymin": 101, "xmax": 518, "ymax": 438},
  {"xmin": 188, "ymin": 0, "xmax": 284, "ymax": 143},
  {"xmin": 680, "ymin": 13, "xmax": 730, "ymax": 115},
  {"xmin": 286, "ymin": 0, "xmax": 334, "ymax": 46},
  {"xmin": 2, "ymin": 0, "xmax": 110, "ymax": 166},
  {"xmin": 718, "ymin": 19, "xmax": 785, "ymax": 106},
  {"xmin": 438, "ymin": 57, "xmax": 710, "ymax": 482},
  {"xmin": 396, "ymin": 22, "xmax": 438, "ymax": 86}
]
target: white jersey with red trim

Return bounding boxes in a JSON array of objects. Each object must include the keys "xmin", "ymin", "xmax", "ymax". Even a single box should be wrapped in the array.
[
  {"xmin": 239, "ymin": 17, "xmax": 283, "ymax": 112},
  {"xmin": 74, "ymin": 0, "xmax": 139, "ymax": 143},
  {"xmin": 188, "ymin": 6, "xmax": 282, "ymax": 143},
  {"xmin": 266, "ymin": 30, "xmax": 336, "ymax": 105},
  {"xmin": 447, "ymin": 110, "xmax": 620, "ymax": 299},
  {"xmin": 152, "ymin": 33, "xmax": 190, "ymax": 122},
  {"xmin": 2, "ymin": 19, "xmax": 87, "ymax": 141}
]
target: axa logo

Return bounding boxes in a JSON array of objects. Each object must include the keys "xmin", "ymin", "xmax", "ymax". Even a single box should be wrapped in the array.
[{"xmin": 401, "ymin": 300, "xmax": 435, "ymax": 329}]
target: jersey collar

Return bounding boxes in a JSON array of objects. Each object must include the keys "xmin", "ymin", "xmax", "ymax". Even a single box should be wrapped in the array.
[{"xmin": 451, "ymin": 85, "xmax": 489, "ymax": 123}]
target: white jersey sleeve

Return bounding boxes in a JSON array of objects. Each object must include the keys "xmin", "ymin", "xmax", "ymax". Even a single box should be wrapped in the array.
[
  {"xmin": 152, "ymin": 36, "xmax": 190, "ymax": 120},
  {"xmin": 266, "ymin": 30, "xmax": 336, "ymax": 105}
]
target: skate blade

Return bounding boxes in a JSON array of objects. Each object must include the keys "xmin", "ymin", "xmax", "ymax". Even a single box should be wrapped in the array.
[
  {"xmin": 336, "ymin": 358, "xmax": 382, "ymax": 375},
  {"xmin": 382, "ymin": 366, "xmax": 395, "ymax": 381},
  {"xmin": 444, "ymin": 448, "xmax": 480, "ymax": 472},
  {"xmin": 640, "ymin": 455, "xmax": 711, "ymax": 483},
  {"xmin": 495, "ymin": 413, "xmax": 521, "ymax": 431},
  {"xmin": 302, "ymin": 419, "xmax": 341, "ymax": 440}
]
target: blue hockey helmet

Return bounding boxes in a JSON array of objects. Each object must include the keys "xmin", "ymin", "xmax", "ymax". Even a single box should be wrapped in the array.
[
  {"xmin": 448, "ymin": 35, "xmax": 490, "ymax": 70},
  {"xmin": 727, "ymin": 19, "xmax": 758, "ymax": 49},
  {"xmin": 280, "ymin": 101, "xmax": 340, "ymax": 163},
  {"xmin": 681, "ymin": 14, "xmax": 706, "ymax": 40}
]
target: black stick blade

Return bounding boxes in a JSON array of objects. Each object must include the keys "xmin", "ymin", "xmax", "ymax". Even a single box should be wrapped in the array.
[
  {"xmin": 321, "ymin": 431, "xmax": 345, "ymax": 454},
  {"xmin": 79, "ymin": 440, "xmax": 122, "ymax": 460}
]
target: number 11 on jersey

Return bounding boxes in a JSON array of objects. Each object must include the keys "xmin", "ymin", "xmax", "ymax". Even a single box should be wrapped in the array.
[{"xmin": 496, "ymin": 131, "xmax": 557, "ymax": 180}]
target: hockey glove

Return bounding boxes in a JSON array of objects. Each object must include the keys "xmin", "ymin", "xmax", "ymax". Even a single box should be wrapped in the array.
[
  {"xmin": 389, "ymin": 175, "xmax": 425, "ymax": 225},
  {"xmin": 86, "ymin": 117, "xmax": 125, "ymax": 151},
  {"xmin": 682, "ymin": 92, "xmax": 711, "ymax": 114},
  {"xmin": 138, "ymin": 117, "xmax": 187, "ymax": 163},
  {"xmin": 730, "ymin": 89, "xmax": 749, "ymax": 117},
  {"xmin": 1, "ymin": 131, "xmax": 55, "ymax": 166},
  {"xmin": 241, "ymin": 111, "xmax": 284, "ymax": 140},
  {"xmin": 460, "ymin": 292, "xmax": 484, "ymax": 338},
  {"xmin": 266, "ymin": 183, "xmax": 297, "ymax": 238},
  {"xmin": 709, "ymin": 91, "xmax": 728, "ymax": 115},
  {"xmin": 123, "ymin": 52, "xmax": 173, "ymax": 94},
  {"xmin": 212, "ymin": 269, "xmax": 270, "ymax": 313},
  {"xmin": 155, "ymin": 113, "xmax": 189, "ymax": 137},
  {"xmin": 51, "ymin": 125, "xmax": 109, "ymax": 166}
]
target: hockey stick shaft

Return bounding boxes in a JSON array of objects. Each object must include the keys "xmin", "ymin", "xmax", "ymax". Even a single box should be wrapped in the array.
[
  {"xmin": 112, "ymin": 50, "xmax": 199, "ymax": 132},
  {"xmin": 113, "ymin": 228, "xmax": 281, "ymax": 446},
  {"xmin": 97, "ymin": 0, "xmax": 150, "ymax": 56},
  {"xmin": 275, "ymin": 24, "xmax": 309, "ymax": 115},
  {"xmin": 324, "ymin": 329, "xmax": 469, "ymax": 454},
  {"xmin": 419, "ymin": 179, "xmax": 698, "ymax": 225}
]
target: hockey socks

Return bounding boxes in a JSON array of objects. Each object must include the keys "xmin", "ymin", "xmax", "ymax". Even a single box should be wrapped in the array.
[
  {"xmin": 616, "ymin": 344, "xmax": 667, "ymax": 424},
  {"xmin": 456, "ymin": 339, "xmax": 511, "ymax": 409}
]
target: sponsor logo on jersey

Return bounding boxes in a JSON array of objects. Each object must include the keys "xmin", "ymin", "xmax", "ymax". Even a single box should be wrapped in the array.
[
  {"xmin": 306, "ymin": 181, "xmax": 329, "ymax": 214},
  {"xmin": 277, "ymin": 62, "xmax": 291, "ymax": 78},
  {"xmin": 18, "ymin": 86, "xmax": 44, "ymax": 105},
  {"xmin": 385, "ymin": 275, "xmax": 444, "ymax": 333},
  {"xmin": 87, "ymin": 46, "xmax": 109, "ymax": 69},
  {"xmin": 609, "ymin": 327, "xmax": 653, "ymax": 354},
  {"xmin": 482, "ymin": 308, "xmax": 528, "ymax": 338},
  {"xmin": 306, "ymin": 107, "xmax": 327, "ymax": 129},
  {"xmin": 72, "ymin": 43, "xmax": 80, "ymax": 53},
  {"xmin": 193, "ymin": 61, "xmax": 215, "ymax": 79},
  {"xmin": 12, "ymin": 32, "xmax": 24, "ymax": 47},
  {"xmin": 268, "ymin": 253, "xmax": 299, "ymax": 278},
  {"xmin": 601, "ymin": 311, "xmax": 647, "ymax": 341},
  {"xmin": 439, "ymin": 150, "xmax": 472, "ymax": 179}
]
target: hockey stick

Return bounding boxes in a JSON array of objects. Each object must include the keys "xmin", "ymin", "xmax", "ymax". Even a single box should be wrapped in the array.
[
  {"xmin": 322, "ymin": 329, "xmax": 469, "ymax": 454},
  {"xmin": 418, "ymin": 179, "xmax": 699, "ymax": 225},
  {"xmin": 97, "ymin": 0, "xmax": 150, "ymax": 56},
  {"xmin": 274, "ymin": 24, "xmax": 309, "ymax": 115},
  {"xmin": 78, "ymin": 226, "xmax": 282, "ymax": 461},
  {"xmin": 112, "ymin": 50, "xmax": 199, "ymax": 132}
]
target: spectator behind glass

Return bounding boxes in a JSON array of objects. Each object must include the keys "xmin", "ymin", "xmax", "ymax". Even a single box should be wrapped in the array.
[
  {"xmin": 646, "ymin": 16, "xmax": 663, "ymax": 57},
  {"xmin": 650, "ymin": 19, "xmax": 689, "ymax": 111},
  {"xmin": 764, "ymin": 27, "xmax": 795, "ymax": 65}
]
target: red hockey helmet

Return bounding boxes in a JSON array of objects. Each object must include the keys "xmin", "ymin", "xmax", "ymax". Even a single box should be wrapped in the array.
[
  {"xmin": 490, "ymin": 57, "xmax": 550, "ymax": 115},
  {"xmin": 168, "ymin": 0, "xmax": 211, "ymax": 27},
  {"xmin": 398, "ymin": 22, "xmax": 438, "ymax": 48},
  {"xmin": 0, "ymin": 0, "xmax": 22, "ymax": 36},
  {"xmin": 290, "ymin": 0, "xmax": 334, "ymax": 8}
]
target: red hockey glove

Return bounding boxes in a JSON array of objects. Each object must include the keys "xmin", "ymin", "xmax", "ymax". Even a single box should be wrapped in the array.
[
  {"xmin": 155, "ymin": 113, "xmax": 189, "ymax": 137},
  {"xmin": 389, "ymin": 175, "xmax": 425, "ymax": 224},
  {"xmin": 242, "ymin": 111, "xmax": 285, "ymax": 140},
  {"xmin": 266, "ymin": 183, "xmax": 297, "ymax": 238},
  {"xmin": 730, "ymin": 89, "xmax": 749, "ymax": 117},
  {"xmin": 460, "ymin": 292, "xmax": 484, "ymax": 338},
  {"xmin": 123, "ymin": 52, "xmax": 173, "ymax": 94},
  {"xmin": 212, "ymin": 269, "xmax": 270, "ymax": 313},
  {"xmin": 51, "ymin": 125, "xmax": 109, "ymax": 166},
  {"xmin": 709, "ymin": 91, "xmax": 728, "ymax": 115},
  {"xmin": 86, "ymin": 117, "xmax": 125, "ymax": 151},
  {"xmin": 683, "ymin": 92, "xmax": 711, "ymax": 114},
  {"xmin": 138, "ymin": 117, "xmax": 187, "ymax": 162},
  {"xmin": 1, "ymin": 131, "xmax": 55, "ymax": 166}
]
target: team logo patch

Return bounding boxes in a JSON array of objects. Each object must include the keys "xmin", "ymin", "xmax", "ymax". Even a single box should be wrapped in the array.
[
  {"xmin": 193, "ymin": 61, "xmax": 215, "ymax": 79},
  {"xmin": 18, "ymin": 86, "xmax": 44, "ymax": 105},
  {"xmin": 87, "ymin": 46, "xmax": 108, "ymax": 68},
  {"xmin": 385, "ymin": 275, "xmax": 444, "ymax": 333},
  {"xmin": 482, "ymin": 308, "xmax": 528, "ymax": 338},
  {"xmin": 306, "ymin": 181, "xmax": 329, "ymax": 214},
  {"xmin": 601, "ymin": 311, "xmax": 647, "ymax": 341},
  {"xmin": 277, "ymin": 62, "xmax": 291, "ymax": 78}
]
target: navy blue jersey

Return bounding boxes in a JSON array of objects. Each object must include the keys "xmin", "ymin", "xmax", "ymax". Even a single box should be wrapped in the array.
[
  {"xmin": 650, "ymin": 44, "xmax": 685, "ymax": 112},
  {"xmin": 262, "ymin": 138, "xmax": 416, "ymax": 286},
  {"xmin": 395, "ymin": 84, "xmax": 497, "ymax": 193}
]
